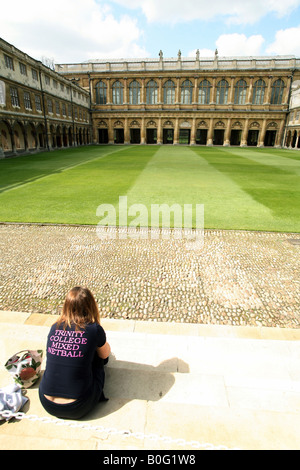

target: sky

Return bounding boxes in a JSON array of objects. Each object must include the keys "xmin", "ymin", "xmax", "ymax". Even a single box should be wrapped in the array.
[{"xmin": 1, "ymin": 0, "xmax": 300, "ymax": 64}]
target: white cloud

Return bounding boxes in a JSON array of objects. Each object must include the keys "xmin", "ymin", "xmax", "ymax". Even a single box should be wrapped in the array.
[
  {"xmin": 216, "ymin": 34, "xmax": 265, "ymax": 56},
  {"xmin": 188, "ymin": 34, "xmax": 265, "ymax": 58},
  {"xmin": 111, "ymin": 0, "xmax": 300, "ymax": 24},
  {"xmin": 0, "ymin": 0, "xmax": 148, "ymax": 62},
  {"xmin": 266, "ymin": 26, "xmax": 300, "ymax": 55}
]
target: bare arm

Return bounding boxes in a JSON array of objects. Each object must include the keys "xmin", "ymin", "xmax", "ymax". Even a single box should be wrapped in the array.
[{"xmin": 97, "ymin": 341, "xmax": 111, "ymax": 359}]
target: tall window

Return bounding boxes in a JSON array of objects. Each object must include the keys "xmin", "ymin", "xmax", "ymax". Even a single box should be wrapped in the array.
[
  {"xmin": 10, "ymin": 87, "xmax": 19, "ymax": 106},
  {"xmin": 271, "ymin": 79, "xmax": 284, "ymax": 104},
  {"xmin": 47, "ymin": 98, "xmax": 53, "ymax": 113},
  {"xmin": 252, "ymin": 79, "xmax": 265, "ymax": 105},
  {"xmin": 216, "ymin": 79, "xmax": 229, "ymax": 104},
  {"xmin": 0, "ymin": 81, "xmax": 6, "ymax": 105},
  {"xmin": 95, "ymin": 81, "xmax": 107, "ymax": 104},
  {"xmin": 4, "ymin": 54, "xmax": 14, "ymax": 70},
  {"xmin": 35, "ymin": 94, "xmax": 42, "ymax": 111},
  {"xmin": 19, "ymin": 62, "xmax": 27, "ymax": 76},
  {"xmin": 129, "ymin": 80, "xmax": 141, "ymax": 105},
  {"xmin": 198, "ymin": 79, "xmax": 211, "ymax": 104},
  {"xmin": 146, "ymin": 80, "xmax": 158, "ymax": 104},
  {"xmin": 112, "ymin": 80, "xmax": 123, "ymax": 105},
  {"xmin": 234, "ymin": 80, "xmax": 247, "ymax": 105},
  {"xmin": 181, "ymin": 80, "xmax": 193, "ymax": 104},
  {"xmin": 32, "ymin": 69, "xmax": 38, "ymax": 81},
  {"xmin": 23, "ymin": 91, "xmax": 32, "ymax": 109},
  {"xmin": 163, "ymin": 80, "xmax": 175, "ymax": 104}
]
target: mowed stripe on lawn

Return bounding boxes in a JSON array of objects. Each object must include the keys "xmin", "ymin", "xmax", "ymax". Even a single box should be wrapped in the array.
[{"xmin": 124, "ymin": 146, "xmax": 273, "ymax": 230}]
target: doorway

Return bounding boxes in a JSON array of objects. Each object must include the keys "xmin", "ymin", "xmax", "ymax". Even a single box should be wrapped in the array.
[
  {"xmin": 230, "ymin": 130, "xmax": 242, "ymax": 146},
  {"xmin": 196, "ymin": 129, "xmax": 207, "ymax": 145},
  {"xmin": 179, "ymin": 129, "xmax": 190, "ymax": 144},
  {"xmin": 130, "ymin": 128, "xmax": 141, "ymax": 144},
  {"xmin": 147, "ymin": 128, "xmax": 157, "ymax": 144},
  {"xmin": 98, "ymin": 128, "xmax": 108, "ymax": 144},
  {"xmin": 213, "ymin": 129, "xmax": 224, "ymax": 145},
  {"xmin": 114, "ymin": 128, "xmax": 124, "ymax": 144},
  {"xmin": 264, "ymin": 130, "xmax": 276, "ymax": 147},
  {"xmin": 247, "ymin": 130, "xmax": 259, "ymax": 146},
  {"xmin": 163, "ymin": 128, "xmax": 174, "ymax": 144}
]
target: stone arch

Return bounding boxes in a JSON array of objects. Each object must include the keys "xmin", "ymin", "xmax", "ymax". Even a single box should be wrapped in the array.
[
  {"xmin": 25, "ymin": 122, "xmax": 38, "ymax": 150},
  {"xmin": 0, "ymin": 120, "xmax": 13, "ymax": 153},
  {"xmin": 12, "ymin": 121, "xmax": 26, "ymax": 151},
  {"xmin": 62, "ymin": 126, "xmax": 68, "ymax": 147},
  {"xmin": 56, "ymin": 125, "xmax": 62, "ymax": 148},
  {"xmin": 197, "ymin": 120, "xmax": 208, "ymax": 128},
  {"xmin": 163, "ymin": 120, "xmax": 174, "ymax": 128}
]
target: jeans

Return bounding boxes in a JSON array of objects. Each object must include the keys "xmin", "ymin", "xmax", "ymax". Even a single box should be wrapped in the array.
[{"xmin": 39, "ymin": 355, "xmax": 107, "ymax": 420}]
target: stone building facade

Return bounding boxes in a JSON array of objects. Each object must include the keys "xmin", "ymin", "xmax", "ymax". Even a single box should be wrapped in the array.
[
  {"xmin": 1, "ymin": 38, "xmax": 300, "ymax": 156},
  {"xmin": 57, "ymin": 50, "xmax": 300, "ymax": 149},
  {"xmin": 0, "ymin": 38, "xmax": 91, "ymax": 157}
]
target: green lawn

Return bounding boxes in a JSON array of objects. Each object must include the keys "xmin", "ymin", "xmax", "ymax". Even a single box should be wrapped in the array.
[{"xmin": 0, "ymin": 145, "xmax": 299, "ymax": 232}]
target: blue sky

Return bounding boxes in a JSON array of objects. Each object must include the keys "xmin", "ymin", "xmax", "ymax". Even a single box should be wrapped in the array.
[{"xmin": 1, "ymin": 0, "xmax": 300, "ymax": 63}]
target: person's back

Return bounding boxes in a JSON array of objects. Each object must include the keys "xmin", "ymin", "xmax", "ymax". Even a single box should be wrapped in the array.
[{"xmin": 39, "ymin": 286, "xmax": 110, "ymax": 419}]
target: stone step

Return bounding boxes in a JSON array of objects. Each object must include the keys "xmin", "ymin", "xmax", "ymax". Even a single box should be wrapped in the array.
[{"xmin": 1, "ymin": 313, "xmax": 300, "ymax": 450}]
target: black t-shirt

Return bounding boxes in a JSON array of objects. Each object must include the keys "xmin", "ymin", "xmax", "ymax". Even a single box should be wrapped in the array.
[{"xmin": 41, "ymin": 322, "xmax": 106, "ymax": 399}]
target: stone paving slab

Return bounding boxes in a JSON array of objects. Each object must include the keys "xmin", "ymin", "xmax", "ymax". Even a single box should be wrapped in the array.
[{"xmin": 0, "ymin": 223, "xmax": 299, "ymax": 329}]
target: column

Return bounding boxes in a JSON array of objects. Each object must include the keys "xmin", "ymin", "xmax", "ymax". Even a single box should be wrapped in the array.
[
  {"xmin": 157, "ymin": 117, "xmax": 162, "ymax": 144},
  {"xmin": 158, "ymin": 77, "xmax": 163, "ymax": 104},
  {"xmin": 241, "ymin": 118, "xmax": 249, "ymax": 147},
  {"xmin": 190, "ymin": 117, "xmax": 196, "ymax": 145},
  {"xmin": 141, "ymin": 117, "xmax": 145, "ymax": 144},
  {"xmin": 258, "ymin": 119, "xmax": 267, "ymax": 147},
  {"xmin": 207, "ymin": 118, "xmax": 214, "ymax": 146},
  {"xmin": 175, "ymin": 78, "xmax": 180, "ymax": 105},
  {"xmin": 124, "ymin": 118, "xmax": 129, "ymax": 144},
  {"xmin": 246, "ymin": 77, "xmax": 254, "ymax": 105},
  {"xmin": 228, "ymin": 77, "xmax": 235, "ymax": 105},
  {"xmin": 108, "ymin": 118, "xmax": 114, "ymax": 144},
  {"xmin": 174, "ymin": 118, "xmax": 179, "ymax": 144},
  {"xmin": 283, "ymin": 76, "xmax": 292, "ymax": 106},
  {"xmin": 224, "ymin": 118, "xmax": 231, "ymax": 146},
  {"xmin": 106, "ymin": 78, "xmax": 112, "ymax": 105},
  {"xmin": 210, "ymin": 78, "xmax": 216, "ymax": 105},
  {"xmin": 264, "ymin": 76, "xmax": 272, "ymax": 105},
  {"xmin": 275, "ymin": 119, "xmax": 286, "ymax": 147},
  {"xmin": 193, "ymin": 77, "xmax": 198, "ymax": 105},
  {"xmin": 123, "ymin": 78, "xmax": 128, "ymax": 105}
]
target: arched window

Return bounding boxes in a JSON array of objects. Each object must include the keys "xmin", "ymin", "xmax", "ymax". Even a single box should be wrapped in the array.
[
  {"xmin": 181, "ymin": 80, "xmax": 193, "ymax": 104},
  {"xmin": 198, "ymin": 79, "xmax": 211, "ymax": 105},
  {"xmin": 95, "ymin": 81, "xmax": 107, "ymax": 104},
  {"xmin": 146, "ymin": 80, "xmax": 158, "ymax": 104},
  {"xmin": 216, "ymin": 79, "xmax": 229, "ymax": 105},
  {"xmin": 112, "ymin": 80, "xmax": 123, "ymax": 105},
  {"xmin": 271, "ymin": 79, "xmax": 285, "ymax": 104},
  {"xmin": 252, "ymin": 79, "xmax": 266, "ymax": 105},
  {"xmin": 163, "ymin": 80, "xmax": 175, "ymax": 104},
  {"xmin": 129, "ymin": 80, "xmax": 141, "ymax": 105},
  {"xmin": 234, "ymin": 79, "xmax": 247, "ymax": 105}
]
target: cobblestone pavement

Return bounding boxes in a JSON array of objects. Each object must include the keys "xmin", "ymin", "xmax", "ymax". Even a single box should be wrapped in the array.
[{"xmin": 0, "ymin": 223, "xmax": 299, "ymax": 328}]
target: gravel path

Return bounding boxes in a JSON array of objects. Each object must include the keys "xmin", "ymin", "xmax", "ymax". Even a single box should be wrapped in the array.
[{"xmin": 0, "ymin": 223, "xmax": 299, "ymax": 328}]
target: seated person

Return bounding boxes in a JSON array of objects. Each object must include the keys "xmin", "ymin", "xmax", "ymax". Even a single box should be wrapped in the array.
[{"xmin": 39, "ymin": 286, "xmax": 110, "ymax": 419}]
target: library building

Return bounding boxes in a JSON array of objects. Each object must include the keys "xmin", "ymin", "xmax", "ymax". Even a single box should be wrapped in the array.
[{"xmin": 1, "ymin": 38, "xmax": 300, "ymax": 156}]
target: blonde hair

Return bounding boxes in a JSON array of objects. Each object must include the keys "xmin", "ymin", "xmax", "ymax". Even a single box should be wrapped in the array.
[{"xmin": 57, "ymin": 286, "xmax": 100, "ymax": 330}]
